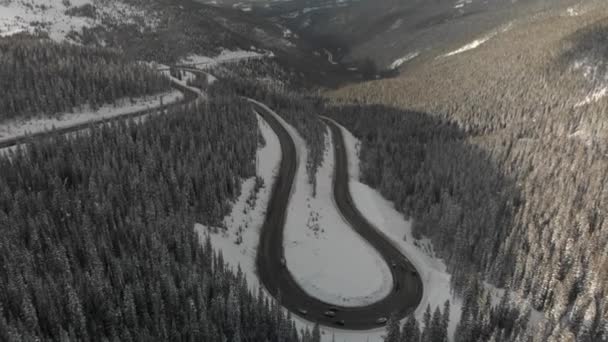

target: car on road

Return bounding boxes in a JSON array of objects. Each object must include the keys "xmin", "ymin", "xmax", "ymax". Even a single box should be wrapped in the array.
[
  {"xmin": 328, "ymin": 307, "xmax": 338, "ymax": 312},
  {"xmin": 323, "ymin": 310, "xmax": 336, "ymax": 318},
  {"xmin": 334, "ymin": 320, "xmax": 345, "ymax": 326},
  {"xmin": 391, "ymin": 261, "xmax": 398, "ymax": 268},
  {"xmin": 375, "ymin": 317, "xmax": 388, "ymax": 325},
  {"xmin": 280, "ymin": 257, "xmax": 286, "ymax": 267},
  {"xmin": 297, "ymin": 309, "xmax": 308, "ymax": 316}
]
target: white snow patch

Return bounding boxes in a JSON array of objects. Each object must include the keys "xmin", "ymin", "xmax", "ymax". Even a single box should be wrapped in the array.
[
  {"xmin": 567, "ymin": 7, "xmax": 579, "ymax": 16},
  {"xmin": 0, "ymin": 90, "xmax": 182, "ymax": 143},
  {"xmin": 454, "ymin": 0, "xmax": 472, "ymax": 9},
  {"xmin": 575, "ymin": 86, "xmax": 608, "ymax": 107},
  {"xmin": 323, "ymin": 49, "xmax": 338, "ymax": 65},
  {"xmin": 180, "ymin": 49, "xmax": 266, "ymax": 69},
  {"xmin": 389, "ymin": 51, "xmax": 419, "ymax": 69},
  {"xmin": 207, "ymin": 73, "xmax": 218, "ymax": 85},
  {"xmin": 283, "ymin": 28, "xmax": 295, "ymax": 38},
  {"xmin": 443, "ymin": 33, "xmax": 496, "ymax": 57},
  {"xmin": 0, "ymin": 0, "xmax": 158, "ymax": 41},
  {"xmin": 389, "ymin": 18, "xmax": 403, "ymax": 31}
]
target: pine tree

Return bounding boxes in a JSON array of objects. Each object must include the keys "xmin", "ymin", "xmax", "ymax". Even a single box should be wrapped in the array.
[
  {"xmin": 421, "ymin": 304, "xmax": 432, "ymax": 342},
  {"xmin": 401, "ymin": 315, "xmax": 420, "ymax": 342},
  {"xmin": 312, "ymin": 323, "xmax": 321, "ymax": 342},
  {"xmin": 441, "ymin": 301, "xmax": 450, "ymax": 342},
  {"xmin": 385, "ymin": 312, "xmax": 401, "ymax": 342}
]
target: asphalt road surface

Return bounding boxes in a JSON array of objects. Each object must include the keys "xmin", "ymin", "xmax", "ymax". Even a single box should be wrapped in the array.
[
  {"xmin": 0, "ymin": 81, "xmax": 197, "ymax": 150},
  {"xmin": 251, "ymin": 99, "xmax": 423, "ymax": 330}
]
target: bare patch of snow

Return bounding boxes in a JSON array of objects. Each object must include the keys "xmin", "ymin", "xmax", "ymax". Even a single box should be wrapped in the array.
[
  {"xmin": 389, "ymin": 18, "xmax": 403, "ymax": 31},
  {"xmin": 390, "ymin": 51, "xmax": 419, "ymax": 69},
  {"xmin": 454, "ymin": 0, "xmax": 472, "ymax": 9},
  {"xmin": 207, "ymin": 73, "xmax": 218, "ymax": 85},
  {"xmin": 572, "ymin": 57, "xmax": 603, "ymax": 81},
  {"xmin": 323, "ymin": 49, "xmax": 338, "ymax": 65},
  {"xmin": 180, "ymin": 49, "xmax": 267, "ymax": 69},
  {"xmin": 575, "ymin": 87, "xmax": 608, "ymax": 107},
  {"xmin": 283, "ymin": 28, "xmax": 295, "ymax": 38},
  {"xmin": 443, "ymin": 32, "xmax": 496, "ymax": 57},
  {"xmin": 567, "ymin": 7, "xmax": 579, "ymax": 16},
  {"xmin": 0, "ymin": 0, "xmax": 158, "ymax": 41},
  {"xmin": 282, "ymin": 124, "xmax": 392, "ymax": 307}
]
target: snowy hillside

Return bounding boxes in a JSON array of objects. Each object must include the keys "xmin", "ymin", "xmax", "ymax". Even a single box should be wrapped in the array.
[{"xmin": 0, "ymin": 0, "xmax": 157, "ymax": 41}]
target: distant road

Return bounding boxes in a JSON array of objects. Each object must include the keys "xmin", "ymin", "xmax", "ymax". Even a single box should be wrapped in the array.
[
  {"xmin": 0, "ymin": 80, "xmax": 198, "ymax": 150},
  {"xmin": 252, "ymin": 99, "xmax": 423, "ymax": 330}
]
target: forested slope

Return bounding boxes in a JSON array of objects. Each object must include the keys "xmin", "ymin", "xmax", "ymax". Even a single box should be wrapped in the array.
[
  {"xmin": 328, "ymin": 4, "xmax": 608, "ymax": 341},
  {"xmin": 0, "ymin": 35, "xmax": 170, "ymax": 122},
  {"xmin": 0, "ymin": 98, "xmax": 301, "ymax": 341},
  {"xmin": 205, "ymin": 61, "xmax": 327, "ymax": 195}
]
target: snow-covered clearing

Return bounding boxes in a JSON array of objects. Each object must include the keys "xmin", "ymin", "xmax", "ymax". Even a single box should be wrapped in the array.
[
  {"xmin": 0, "ymin": 0, "xmax": 157, "ymax": 41},
  {"xmin": 179, "ymin": 49, "xmax": 267, "ymax": 69},
  {"xmin": 281, "ymin": 123, "xmax": 392, "ymax": 307},
  {"xmin": 390, "ymin": 51, "xmax": 419, "ymax": 69},
  {"xmin": 0, "ymin": 90, "xmax": 182, "ymax": 143},
  {"xmin": 575, "ymin": 86, "xmax": 608, "ymax": 107},
  {"xmin": 454, "ymin": 0, "xmax": 472, "ymax": 10}
]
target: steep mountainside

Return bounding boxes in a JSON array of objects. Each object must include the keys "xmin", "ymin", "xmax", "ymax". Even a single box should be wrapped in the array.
[
  {"xmin": 261, "ymin": 0, "xmax": 582, "ymax": 69},
  {"xmin": 326, "ymin": 1, "xmax": 608, "ymax": 340},
  {"xmin": 0, "ymin": 0, "xmax": 337, "ymax": 76}
]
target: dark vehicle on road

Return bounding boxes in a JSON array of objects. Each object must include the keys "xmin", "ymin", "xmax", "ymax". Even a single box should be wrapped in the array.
[
  {"xmin": 324, "ymin": 310, "xmax": 337, "ymax": 318},
  {"xmin": 375, "ymin": 317, "xmax": 388, "ymax": 325},
  {"xmin": 334, "ymin": 320, "xmax": 345, "ymax": 326}
]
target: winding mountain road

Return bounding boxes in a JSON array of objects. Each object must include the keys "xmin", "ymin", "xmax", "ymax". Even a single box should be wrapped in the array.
[
  {"xmin": 0, "ymin": 80, "xmax": 198, "ymax": 150},
  {"xmin": 251, "ymin": 99, "xmax": 423, "ymax": 330}
]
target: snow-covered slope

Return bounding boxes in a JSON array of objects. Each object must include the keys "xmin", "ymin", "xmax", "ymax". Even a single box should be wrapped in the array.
[
  {"xmin": 339, "ymin": 123, "xmax": 462, "ymax": 338},
  {"xmin": 281, "ymin": 123, "xmax": 392, "ymax": 307},
  {"xmin": 0, "ymin": 89, "xmax": 182, "ymax": 144},
  {"xmin": 0, "ymin": 0, "xmax": 157, "ymax": 41}
]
